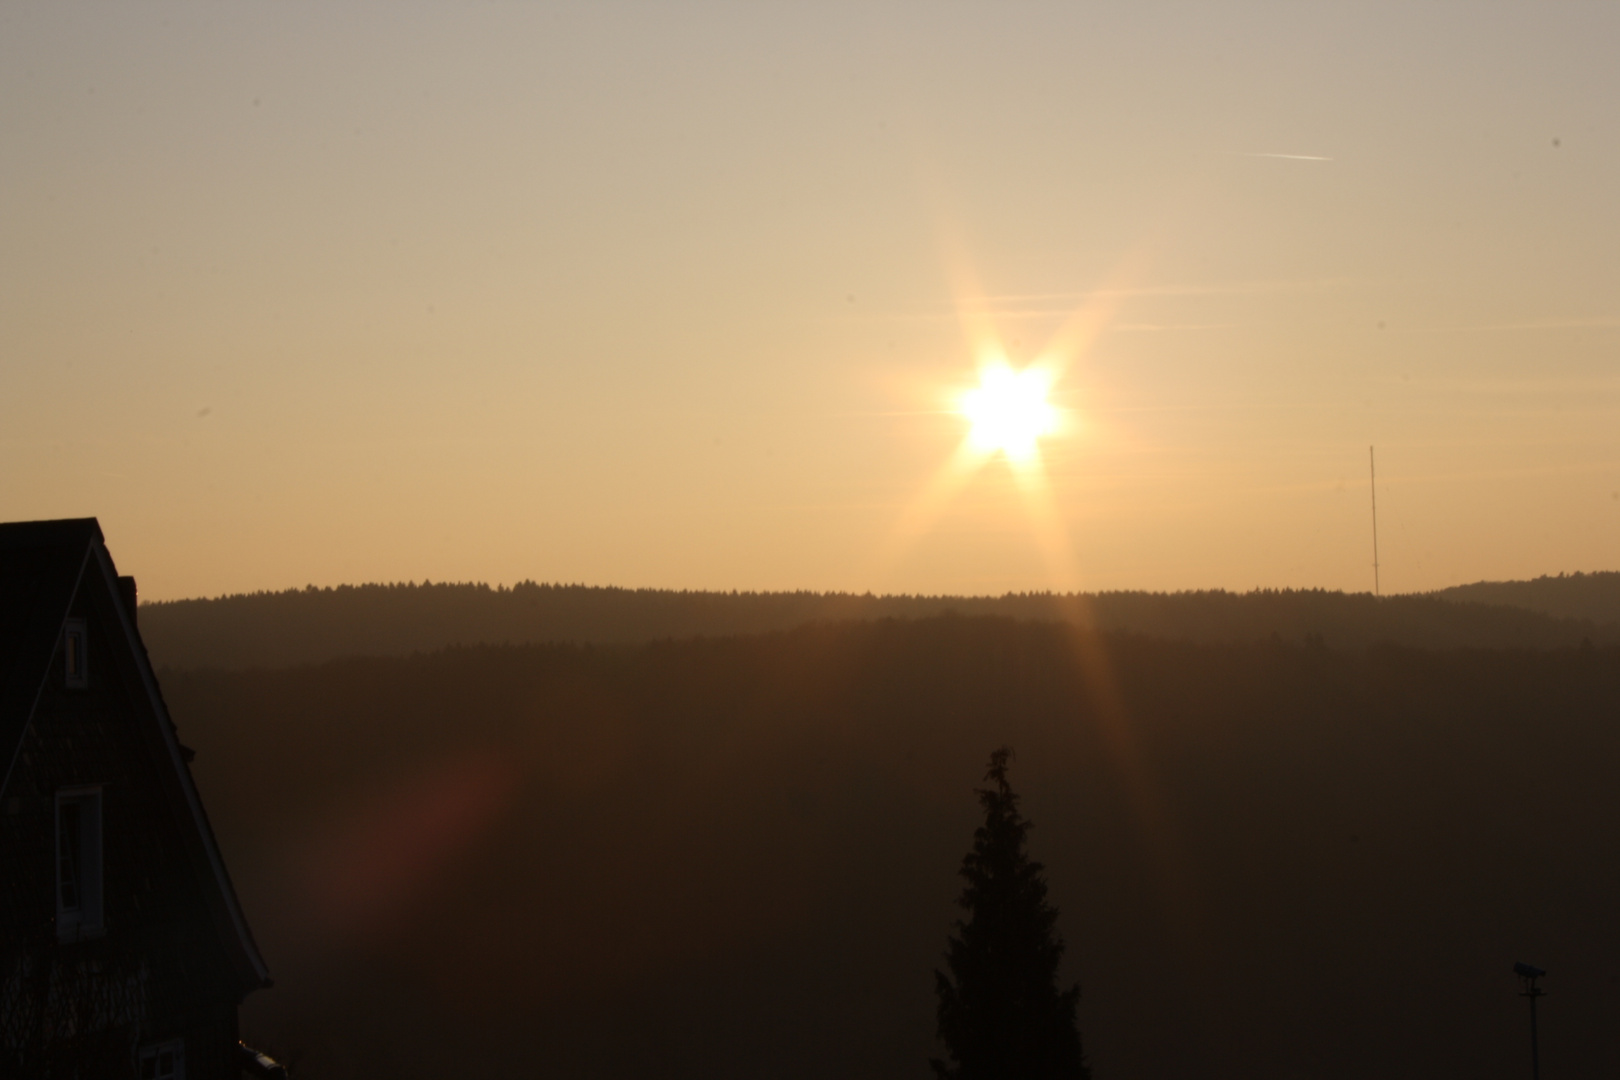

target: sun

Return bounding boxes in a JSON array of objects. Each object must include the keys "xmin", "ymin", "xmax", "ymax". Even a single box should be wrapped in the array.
[{"xmin": 959, "ymin": 362, "xmax": 1058, "ymax": 463}]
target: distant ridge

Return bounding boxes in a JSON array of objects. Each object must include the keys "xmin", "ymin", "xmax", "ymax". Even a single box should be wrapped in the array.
[
  {"xmin": 138, "ymin": 580, "xmax": 1620, "ymax": 670},
  {"xmin": 1430, "ymin": 571, "xmax": 1620, "ymax": 627}
]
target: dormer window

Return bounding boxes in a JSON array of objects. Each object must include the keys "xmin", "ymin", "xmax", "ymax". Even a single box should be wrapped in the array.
[
  {"xmin": 139, "ymin": 1038, "xmax": 185, "ymax": 1079},
  {"xmin": 63, "ymin": 619, "xmax": 87, "ymax": 689},
  {"xmin": 56, "ymin": 787, "xmax": 103, "ymax": 940}
]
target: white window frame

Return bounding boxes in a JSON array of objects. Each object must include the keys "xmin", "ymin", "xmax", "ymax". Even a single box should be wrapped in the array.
[
  {"xmin": 55, "ymin": 785, "xmax": 104, "ymax": 941},
  {"xmin": 63, "ymin": 618, "xmax": 87, "ymax": 689},
  {"xmin": 138, "ymin": 1037, "xmax": 185, "ymax": 1080}
]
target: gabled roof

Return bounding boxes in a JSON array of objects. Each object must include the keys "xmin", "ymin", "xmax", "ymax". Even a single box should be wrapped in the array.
[
  {"xmin": 0, "ymin": 519, "xmax": 96, "ymax": 772},
  {"xmin": 0, "ymin": 518, "xmax": 271, "ymax": 993}
]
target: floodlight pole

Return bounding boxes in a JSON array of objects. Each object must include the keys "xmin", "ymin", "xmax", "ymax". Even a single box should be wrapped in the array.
[
  {"xmin": 1528, "ymin": 987, "xmax": 1541, "ymax": 1080},
  {"xmin": 1517, "ymin": 966, "xmax": 1544, "ymax": 1080}
]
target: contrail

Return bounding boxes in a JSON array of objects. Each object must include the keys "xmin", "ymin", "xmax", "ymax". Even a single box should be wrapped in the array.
[{"xmin": 1235, "ymin": 152, "xmax": 1333, "ymax": 161}]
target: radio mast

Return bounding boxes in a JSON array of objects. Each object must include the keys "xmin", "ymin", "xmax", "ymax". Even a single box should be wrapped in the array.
[{"xmin": 1369, "ymin": 445, "xmax": 1381, "ymax": 597}]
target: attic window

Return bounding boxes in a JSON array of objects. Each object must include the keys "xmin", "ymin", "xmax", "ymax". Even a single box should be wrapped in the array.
[
  {"xmin": 63, "ymin": 619, "xmax": 87, "ymax": 689},
  {"xmin": 56, "ymin": 787, "xmax": 103, "ymax": 940},
  {"xmin": 139, "ymin": 1039, "xmax": 185, "ymax": 1080}
]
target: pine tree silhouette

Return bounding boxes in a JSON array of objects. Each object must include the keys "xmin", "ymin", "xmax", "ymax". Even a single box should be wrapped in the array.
[{"xmin": 933, "ymin": 747, "xmax": 1089, "ymax": 1080}]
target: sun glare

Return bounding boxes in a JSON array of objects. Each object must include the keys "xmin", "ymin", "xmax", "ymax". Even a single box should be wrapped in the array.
[{"xmin": 960, "ymin": 363, "xmax": 1058, "ymax": 463}]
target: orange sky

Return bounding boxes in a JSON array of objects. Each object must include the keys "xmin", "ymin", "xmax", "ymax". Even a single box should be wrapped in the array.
[{"xmin": 4, "ymin": 3, "xmax": 1617, "ymax": 601}]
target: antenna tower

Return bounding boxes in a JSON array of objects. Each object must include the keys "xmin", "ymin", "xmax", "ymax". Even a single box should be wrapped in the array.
[{"xmin": 1369, "ymin": 445, "xmax": 1380, "ymax": 597}]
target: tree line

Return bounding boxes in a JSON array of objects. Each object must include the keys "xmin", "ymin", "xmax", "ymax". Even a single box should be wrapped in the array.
[{"xmin": 139, "ymin": 578, "xmax": 1620, "ymax": 669}]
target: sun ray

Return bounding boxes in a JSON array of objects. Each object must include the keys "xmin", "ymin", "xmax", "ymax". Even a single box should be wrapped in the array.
[
  {"xmin": 872, "ymin": 213, "xmax": 1203, "ymax": 940},
  {"xmin": 1007, "ymin": 450, "xmax": 1080, "ymax": 592},
  {"xmin": 869, "ymin": 438, "xmax": 993, "ymax": 578},
  {"xmin": 934, "ymin": 216, "xmax": 1010, "ymax": 371},
  {"xmin": 1032, "ymin": 241, "xmax": 1157, "ymax": 384}
]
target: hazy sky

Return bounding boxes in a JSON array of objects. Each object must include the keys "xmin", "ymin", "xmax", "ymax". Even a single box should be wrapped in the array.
[{"xmin": 4, "ymin": 2, "xmax": 1617, "ymax": 601}]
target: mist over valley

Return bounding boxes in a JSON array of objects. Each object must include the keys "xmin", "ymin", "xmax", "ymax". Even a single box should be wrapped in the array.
[{"xmin": 152, "ymin": 582, "xmax": 1620, "ymax": 1078}]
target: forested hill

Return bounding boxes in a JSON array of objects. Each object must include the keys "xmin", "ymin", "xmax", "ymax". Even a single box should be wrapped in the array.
[
  {"xmin": 170, "ymin": 617, "xmax": 1620, "ymax": 1079},
  {"xmin": 138, "ymin": 580, "xmax": 1620, "ymax": 669},
  {"xmin": 1432, "ymin": 570, "xmax": 1620, "ymax": 626}
]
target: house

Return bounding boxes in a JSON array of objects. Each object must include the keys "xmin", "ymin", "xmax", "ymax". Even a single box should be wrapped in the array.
[{"xmin": 0, "ymin": 519, "xmax": 284, "ymax": 1079}]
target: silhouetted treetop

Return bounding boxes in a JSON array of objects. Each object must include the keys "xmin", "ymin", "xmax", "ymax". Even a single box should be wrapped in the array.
[{"xmin": 934, "ymin": 747, "xmax": 1088, "ymax": 1080}]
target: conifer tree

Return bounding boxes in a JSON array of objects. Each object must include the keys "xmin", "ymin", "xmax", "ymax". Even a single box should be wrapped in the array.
[{"xmin": 933, "ymin": 747, "xmax": 1089, "ymax": 1080}]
